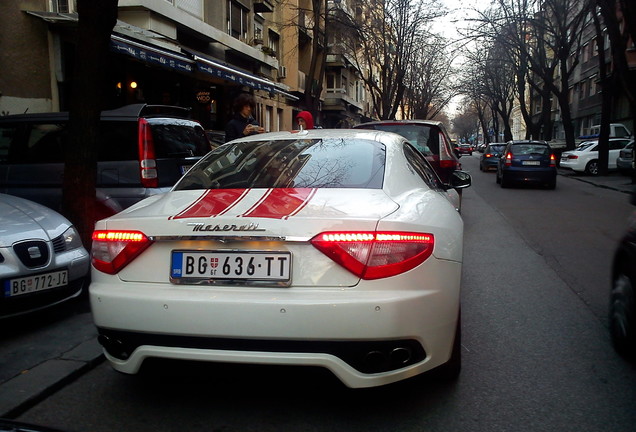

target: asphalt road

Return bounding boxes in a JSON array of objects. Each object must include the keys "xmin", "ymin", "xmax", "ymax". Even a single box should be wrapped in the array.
[{"xmin": 8, "ymin": 154, "xmax": 636, "ymax": 431}]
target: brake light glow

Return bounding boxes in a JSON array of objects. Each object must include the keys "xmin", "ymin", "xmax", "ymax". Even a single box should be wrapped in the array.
[
  {"xmin": 549, "ymin": 154, "xmax": 556, "ymax": 167},
  {"xmin": 310, "ymin": 231, "xmax": 434, "ymax": 280},
  {"xmin": 485, "ymin": 153, "xmax": 492, "ymax": 158},
  {"xmin": 138, "ymin": 118, "xmax": 158, "ymax": 188},
  {"xmin": 91, "ymin": 230, "xmax": 152, "ymax": 274},
  {"xmin": 505, "ymin": 152, "xmax": 512, "ymax": 166},
  {"xmin": 440, "ymin": 160, "xmax": 458, "ymax": 169}
]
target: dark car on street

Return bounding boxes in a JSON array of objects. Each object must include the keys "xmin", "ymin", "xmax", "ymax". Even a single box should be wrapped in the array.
[
  {"xmin": 496, "ymin": 140, "xmax": 557, "ymax": 189},
  {"xmin": 610, "ymin": 190, "xmax": 636, "ymax": 359},
  {"xmin": 353, "ymin": 120, "xmax": 461, "ymax": 185},
  {"xmin": 479, "ymin": 143, "xmax": 506, "ymax": 172},
  {"xmin": 458, "ymin": 144, "xmax": 473, "ymax": 155},
  {"xmin": 0, "ymin": 104, "xmax": 211, "ymax": 219}
]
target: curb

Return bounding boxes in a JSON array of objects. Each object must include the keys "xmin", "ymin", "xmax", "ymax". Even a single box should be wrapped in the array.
[{"xmin": 0, "ymin": 337, "xmax": 104, "ymax": 418}]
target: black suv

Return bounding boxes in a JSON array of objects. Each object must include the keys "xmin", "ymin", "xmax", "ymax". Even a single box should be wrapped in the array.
[{"xmin": 0, "ymin": 104, "xmax": 211, "ymax": 217}]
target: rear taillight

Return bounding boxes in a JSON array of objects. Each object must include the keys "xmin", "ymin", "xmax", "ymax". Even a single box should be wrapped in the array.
[
  {"xmin": 138, "ymin": 119, "xmax": 158, "ymax": 188},
  {"xmin": 310, "ymin": 231, "xmax": 434, "ymax": 280},
  {"xmin": 485, "ymin": 153, "xmax": 492, "ymax": 158},
  {"xmin": 440, "ymin": 159, "xmax": 458, "ymax": 169},
  {"xmin": 91, "ymin": 230, "xmax": 153, "ymax": 274},
  {"xmin": 549, "ymin": 154, "xmax": 556, "ymax": 167},
  {"xmin": 505, "ymin": 152, "xmax": 512, "ymax": 166},
  {"xmin": 567, "ymin": 154, "xmax": 579, "ymax": 159}
]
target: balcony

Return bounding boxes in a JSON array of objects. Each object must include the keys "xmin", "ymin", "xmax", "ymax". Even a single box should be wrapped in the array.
[{"xmin": 254, "ymin": 0, "xmax": 274, "ymax": 13}]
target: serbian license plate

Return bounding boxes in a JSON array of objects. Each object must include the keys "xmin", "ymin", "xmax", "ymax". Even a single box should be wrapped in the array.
[
  {"xmin": 4, "ymin": 270, "xmax": 68, "ymax": 298},
  {"xmin": 522, "ymin": 160, "xmax": 541, "ymax": 165},
  {"xmin": 171, "ymin": 251, "xmax": 291, "ymax": 282}
]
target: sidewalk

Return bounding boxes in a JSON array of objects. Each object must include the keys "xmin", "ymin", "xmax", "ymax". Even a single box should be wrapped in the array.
[
  {"xmin": 558, "ymin": 168, "xmax": 636, "ymax": 195},
  {"xmin": 0, "ymin": 308, "xmax": 104, "ymax": 419}
]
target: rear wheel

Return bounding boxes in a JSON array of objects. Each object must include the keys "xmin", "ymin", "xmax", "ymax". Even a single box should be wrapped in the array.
[
  {"xmin": 431, "ymin": 311, "xmax": 462, "ymax": 380},
  {"xmin": 500, "ymin": 173, "xmax": 509, "ymax": 188},
  {"xmin": 610, "ymin": 263, "xmax": 636, "ymax": 359},
  {"xmin": 585, "ymin": 160, "xmax": 599, "ymax": 176}
]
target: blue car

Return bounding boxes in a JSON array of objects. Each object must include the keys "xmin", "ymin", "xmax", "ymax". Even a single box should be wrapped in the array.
[
  {"xmin": 479, "ymin": 143, "xmax": 507, "ymax": 171},
  {"xmin": 496, "ymin": 140, "xmax": 557, "ymax": 189}
]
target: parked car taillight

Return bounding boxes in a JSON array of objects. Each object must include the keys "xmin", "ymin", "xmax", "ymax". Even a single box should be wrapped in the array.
[
  {"xmin": 91, "ymin": 230, "xmax": 153, "ymax": 274},
  {"xmin": 505, "ymin": 152, "xmax": 512, "ymax": 166},
  {"xmin": 549, "ymin": 154, "xmax": 556, "ymax": 167},
  {"xmin": 310, "ymin": 231, "xmax": 434, "ymax": 280},
  {"xmin": 440, "ymin": 159, "xmax": 458, "ymax": 169},
  {"xmin": 567, "ymin": 154, "xmax": 579, "ymax": 159},
  {"xmin": 138, "ymin": 119, "xmax": 158, "ymax": 188}
]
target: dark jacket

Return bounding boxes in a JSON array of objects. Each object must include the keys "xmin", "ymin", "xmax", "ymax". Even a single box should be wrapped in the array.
[{"xmin": 225, "ymin": 114, "xmax": 259, "ymax": 143}]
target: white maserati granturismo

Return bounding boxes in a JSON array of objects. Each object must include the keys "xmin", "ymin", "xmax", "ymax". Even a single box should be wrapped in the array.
[{"xmin": 89, "ymin": 129, "xmax": 471, "ymax": 388}]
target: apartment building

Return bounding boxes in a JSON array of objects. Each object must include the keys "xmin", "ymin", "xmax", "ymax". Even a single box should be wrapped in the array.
[{"xmin": 0, "ymin": 0, "xmax": 301, "ymax": 132}]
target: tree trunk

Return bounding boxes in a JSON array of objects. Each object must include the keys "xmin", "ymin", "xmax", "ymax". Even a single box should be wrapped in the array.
[{"xmin": 62, "ymin": 0, "xmax": 118, "ymax": 248}]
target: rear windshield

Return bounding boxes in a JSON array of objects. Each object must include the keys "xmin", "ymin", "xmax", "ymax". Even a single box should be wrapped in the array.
[
  {"xmin": 488, "ymin": 145, "xmax": 506, "ymax": 153},
  {"xmin": 147, "ymin": 118, "xmax": 210, "ymax": 158},
  {"xmin": 357, "ymin": 124, "xmax": 438, "ymax": 156},
  {"xmin": 511, "ymin": 143, "xmax": 550, "ymax": 156},
  {"xmin": 174, "ymin": 138, "xmax": 386, "ymax": 190}
]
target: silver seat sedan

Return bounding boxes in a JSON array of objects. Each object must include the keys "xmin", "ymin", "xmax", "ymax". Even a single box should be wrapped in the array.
[
  {"xmin": 89, "ymin": 129, "xmax": 471, "ymax": 388},
  {"xmin": 1, "ymin": 194, "xmax": 90, "ymax": 319}
]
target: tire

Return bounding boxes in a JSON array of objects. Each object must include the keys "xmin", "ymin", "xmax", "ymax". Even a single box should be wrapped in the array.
[
  {"xmin": 585, "ymin": 160, "xmax": 599, "ymax": 176},
  {"xmin": 500, "ymin": 173, "xmax": 509, "ymax": 188},
  {"xmin": 546, "ymin": 179, "xmax": 556, "ymax": 190},
  {"xmin": 610, "ymin": 264, "xmax": 636, "ymax": 359},
  {"xmin": 431, "ymin": 310, "xmax": 462, "ymax": 380}
]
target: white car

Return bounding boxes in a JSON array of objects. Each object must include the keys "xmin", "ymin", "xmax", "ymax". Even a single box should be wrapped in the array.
[
  {"xmin": 1, "ymin": 193, "xmax": 90, "ymax": 319},
  {"xmin": 89, "ymin": 129, "xmax": 471, "ymax": 388},
  {"xmin": 560, "ymin": 138, "xmax": 632, "ymax": 175}
]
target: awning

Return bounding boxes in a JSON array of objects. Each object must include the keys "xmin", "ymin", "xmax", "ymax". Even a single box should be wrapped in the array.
[
  {"xmin": 192, "ymin": 54, "xmax": 298, "ymax": 101},
  {"xmin": 110, "ymin": 35, "xmax": 194, "ymax": 74}
]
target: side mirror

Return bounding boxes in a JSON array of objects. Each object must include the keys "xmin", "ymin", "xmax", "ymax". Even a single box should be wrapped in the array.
[{"xmin": 449, "ymin": 170, "xmax": 471, "ymax": 189}]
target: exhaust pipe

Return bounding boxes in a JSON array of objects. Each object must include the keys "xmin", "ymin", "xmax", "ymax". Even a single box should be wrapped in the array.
[
  {"xmin": 390, "ymin": 347, "xmax": 412, "ymax": 367},
  {"xmin": 98, "ymin": 334, "xmax": 129, "ymax": 359}
]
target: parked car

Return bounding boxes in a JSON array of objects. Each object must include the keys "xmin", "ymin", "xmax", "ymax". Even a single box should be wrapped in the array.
[
  {"xmin": 0, "ymin": 104, "xmax": 212, "ymax": 218},
  {"xmin": 90, "ymin": 128, "xmax": 471, "ymax": 388},
  {"xmin": 617, "ymin": 141, "xmax": 634, "ymax": 175},
  {"xmin": 458, "ymin": 144, "xmax": 473, "ymax": 155},
  {"xmin": 479, "ymin": 143, "xmax": 507, "ymax": 171},
  {"xmin": 559, "ymin": 138, "xmax": 632, "ymax": 175},
  {"xmin": 352, "ymin": 120, "xmax": 461, "ymax": 185},
  {"xmin": 609, "ymin": 190, "xmax": 636, "ymax": 359},
  {"xmin": 0, "ymin": 193, "xmax": 89, "ymax": 319},
  {"xmin": 496, "ymin": 140, "xmax": 557, "ymax": 189}
]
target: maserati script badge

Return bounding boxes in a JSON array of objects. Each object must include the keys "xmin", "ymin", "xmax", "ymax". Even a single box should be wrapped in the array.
[{"xmin": 187, "ymin": 222, "xmax": 266, "ymax": 232}]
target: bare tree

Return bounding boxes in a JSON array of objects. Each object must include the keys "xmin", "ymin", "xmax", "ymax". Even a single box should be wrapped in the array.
[
  {"xmin": 402, "ymin": 35, "xmax": 459, "ymax": 120},
  {"xmin": 345, "ymin": 0, "xmax": 445, "ymax": 119}
]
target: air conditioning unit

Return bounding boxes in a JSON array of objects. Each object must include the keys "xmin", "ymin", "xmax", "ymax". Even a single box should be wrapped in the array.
[{"xmin": 279, "ymin": 66, "xmax": 287, "ymax": 79}]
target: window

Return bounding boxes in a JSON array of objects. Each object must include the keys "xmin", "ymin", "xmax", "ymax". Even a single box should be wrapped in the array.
[
  {"xmin": 404, "ymin": 144, "xmax": 442, "ymax": 191},
  {"xmin": 175, "ymin": 138, "xmax": 386, "ymax": 190},
  {"xmin": 227, "ymin": 0, "xmax": 248, "ymax": 41},
  {"xmin": 268, "ymin": 30, "xmax": 280, "ymax": 57}
]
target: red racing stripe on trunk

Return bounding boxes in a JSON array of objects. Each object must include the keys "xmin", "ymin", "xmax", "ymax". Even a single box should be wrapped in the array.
[
  {"xmin": 171, "ymin": 189, "xmax": 249, "ymax": 219},
  {"xmin": 240, "ymin": 188, "xmax": 316, "ymax": 219}
]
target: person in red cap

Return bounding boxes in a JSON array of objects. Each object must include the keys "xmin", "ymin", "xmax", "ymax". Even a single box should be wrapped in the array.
[{"xmin": 296, "ymin": 111, "xmax": 314, "ymax": 130}]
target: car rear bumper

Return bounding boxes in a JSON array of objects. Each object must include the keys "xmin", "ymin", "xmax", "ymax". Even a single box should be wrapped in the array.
[
  {"xmin": 502, "ymin": 167, "xmax": 557, "ymax": 183},
  {"xmin": 89, "ymin": 260, "xmax": 461, "ymax": 388}
]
